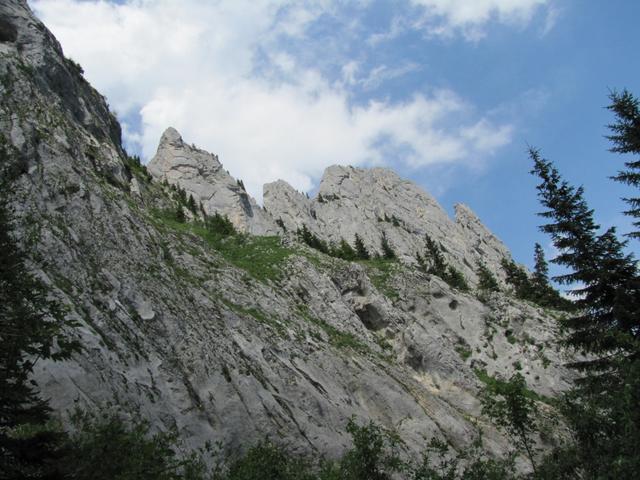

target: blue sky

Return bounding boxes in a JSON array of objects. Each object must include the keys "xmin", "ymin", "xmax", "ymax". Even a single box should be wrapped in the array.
[{"xmin": 31, "ymin": 0, "xmax": 640, "ymax": 273}]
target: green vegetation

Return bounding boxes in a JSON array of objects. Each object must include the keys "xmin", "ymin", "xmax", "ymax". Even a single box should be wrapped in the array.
[
  {"xmin": 607, "ymin": 89, "xmax": 640, "ymax": 238},
  {"xmin": 330, "ymin": 238, "xmax": 358, "ymax": 261},
  {"xmin": 122, "ymin": 153, "xmax": 152, "ymax": 183},
  {"xmin": 221, "ymin": 299, "xmax": 287, "ymax": 337},
  {"xmin": 0, "ymin": 151, "xmax": 81, "ymax": 478},
  {"xmin": 481, "ymin": 373, "xmax": 539, "ymax": 476},
  {"xmin": 361, "ymin": 257, "xmax": 400, "ymax": 301},
  {"xmin": 205, "ymin": 212, "xmax": 237, "ymax": 237},
  {"xmin": 379, "ymin": 232, "xmax": 396, "ymax": 260},
  {"xmin": 523, "ymin": 90, "xmax": 640, "ymax": 478},
  {"xmin": 443, "ymin": 266, "xmax": 469, "ymax": 292},
  {"xmin": 354, "ymin": 233, "xmax": 370, "ymax": 260},
  {"xmin": 455, "ymin": 344, "xmax": 472, "ymax": 361},
  {"xmin": 500, "ymin": 255, "xmax": 571, "ymax": 310},
  {"xmin": 476, "ymin": 262, "xmax": 499, "ymax": 293},
  {"xmin": 297, "ymin": 224, "xmax": 329, "ymax": 254},
  {"xmin": 299, "ymin": 307, "xmax": 370, "ymax": 353},
  {"xmin": 296, "ymin": 224, "xmax": 371, "ymax": 262},
  {"xmin": 59, "ymin": 411, "xmax": 207, "ymax": 480},
  {"xmin": 416, "ymin": 234, "xmax": 469, "ymax": 292},
  {"xmin": 151, "ymin": 209, "xmax": 292, "ymax": 282}
]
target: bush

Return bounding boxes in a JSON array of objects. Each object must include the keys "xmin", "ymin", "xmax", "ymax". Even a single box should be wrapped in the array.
[
  {"xmin": 59, "ymin": 411, "xmax": 207, "ymax": 480},
  {"xmin": 221, "ymin": 441, "xmax": 314, "ymax": 480},
  {"xmin": 206, "ymin": 212, "xmax": 236, "ymax": 237}
]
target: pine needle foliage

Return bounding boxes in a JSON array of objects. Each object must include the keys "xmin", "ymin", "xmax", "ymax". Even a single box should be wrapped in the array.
[
  {"xmin": 607, "ymin": 89, "xmax": 640, "ymax": 238},
  {"xmin": 530, "ymin": 147, "xmax": 640, "ymax": 364},
  {"xmin": 0, "ymin": 157, "xmax": 80, "ymax": 478}
]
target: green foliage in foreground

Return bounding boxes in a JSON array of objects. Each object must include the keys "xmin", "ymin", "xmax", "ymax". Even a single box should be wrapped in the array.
[
  {"xmin": 524, "ymin": 89, "xmax": 640, "ymax": 479},
  {"xmin": 1, "ymin": 410, "xmax": 520, "ymax": 480},
  {"xmin": 0, "ymin": 152, "xmax": 81, "ymax": 479},
  {"xmin": 60, "ymin": 412, "xmax": 207, "ymax": 480},
  {"xmin": 481, "ymin": 373, "xmax": 539, "ymax": 477}
]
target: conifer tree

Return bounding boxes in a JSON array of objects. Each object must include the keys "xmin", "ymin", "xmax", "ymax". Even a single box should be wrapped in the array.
[
  {"xmin": 445, "ymin": 266, "xmax": 470, "ymax": 292},
  {"xmin": 607, "ymin": 89, "xmax": 640, "ymax": 238},
  {"xmin": 0, "ymin": 171, "xmax": 80, "ymax": 478},
  {"xmin": 337, "ymin": 238, "xmax": 357, "ymax": 261},
  {"xmin": 532, "ymin": 243, "xmax": 549, "ymax": 289},
  {"xmin": 187, "ymin": 194, "xmax": 197, "ymax": 214},
  {"xmin": 476, "ymin": 262, "xmax": 499, "ymax": 293},
  {"xmin": 501, "ymin": 258, "xmax": 532, "ymax": 299},
  {"xmin": 530, "ymin": 141, "xmax": 640, "ymax": 480},
  {"xmin": 380, "ymin": 232, "xmax": 396, "ymax": 260},
  {"xmin": 530, "ymin": 147, "xmax": 639, "ymax": 365},
  {"xmin": 419, "ymin": 234, "xmax": 447, "ymax": 278},
  {"xmin": 354, "ymin": 234, "xmax": 370, "ymax": 260},
  {"xmin": 296, "ymin": 224, "xmax": 328, "ymax": 254}
]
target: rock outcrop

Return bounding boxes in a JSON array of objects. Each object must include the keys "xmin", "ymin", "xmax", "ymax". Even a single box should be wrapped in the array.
[
  {"xmin": 148, "ymin": 127, "xmax": 278, "ymax": 235},
  {"xmin": 0, "ymin": 0, "xmax": 573, "ymax": 467},
  {"xmin": 265, "ymin": 165, "xmax": 512, "ymax": 285}
]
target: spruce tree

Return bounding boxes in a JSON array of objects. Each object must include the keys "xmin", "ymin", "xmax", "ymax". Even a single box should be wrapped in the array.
[
  {"xmin": 476, "ymin": 262, "xmax": 499, "ymax": 293},
  {"xmin": 530, "ymin": 147, "xmax": 639, "ymax": 364},
  {"xmin": 501, "ymin": 258, "xmax": 533, "ymax": 300},
  {"xmin": 0, "ymin": 172, "xmax": 80, "ymax": 478},
  {"xmin": 419, "ymin": 234, "xmax": 447, "ymax": 278},
  {"xmin": 607, "ymin": 89, "xmax": 640, "ymax": 238},
  {"xmin": 532, "ymin": 243, "xmax": 549, "ymax": 289},
  {"xmin": 354, "ymin": 234, "xmax": 370, "ymax": 260},
  {"xmin": 337, "ymin": 238, "xmax": 357, "ymax": 261},
  {"xmin": 445, "ymin": 267, "xmax": 470, "ymax": 292},
  {"xmin": 187, "ymin": 194, "xmax": 197, "ymax": 214},
  {"xmin": 380, "ymin": 232, "xmax": 396, "ymax": 260},
  {"xmin": 296, "ymin": 224, "xmax": 328, "ymax": 254},
  {"xmin": 531, "ymin": 145, "xmax": 640, "ymax": 480}
]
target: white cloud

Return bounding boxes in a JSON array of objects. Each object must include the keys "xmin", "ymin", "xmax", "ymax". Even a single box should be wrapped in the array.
[
  {"xmin": 410, "ymin": 0, "xmax": 551, "ymax": 40},
  {"xmin": 31, "ymin": 0, "xmax": 514, "ymax": 201},
  {"xmin": 359, "ymin": 63, "xmax": 420, "ymax": 91}
]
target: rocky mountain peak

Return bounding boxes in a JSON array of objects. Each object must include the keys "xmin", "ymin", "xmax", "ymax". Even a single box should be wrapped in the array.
[
  {"xmin": 158, "ymin": 126, "xmax": 186, "ymax": 147},
  {"xmin": 147, "ymin": 127, "xmax": 277, "ymax": 235},
  {"xmin": 264, "ymin": 163, "xmax": 512, "ymax": 285}
]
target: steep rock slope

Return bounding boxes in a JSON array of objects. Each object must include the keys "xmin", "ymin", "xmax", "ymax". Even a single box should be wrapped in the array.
[
  {"xmin": 264, "ymin": 165, "xmax": 512, "ymax": 286},
  {"xmin": 1, "ymin": 0, "xmax": 571, "ymax": 465}
]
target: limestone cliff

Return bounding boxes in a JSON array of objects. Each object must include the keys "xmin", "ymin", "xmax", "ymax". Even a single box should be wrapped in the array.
[
  {"xmin": 148, "ymin": 127, "xmax": 278, "ymax": 235},
  {"xmin": 1, "ymin": 0, "xmax": 571, "ymax": 466},
  {"xmin": 264, "ymin": 165, "xmax": 512, "ymax": 286}
]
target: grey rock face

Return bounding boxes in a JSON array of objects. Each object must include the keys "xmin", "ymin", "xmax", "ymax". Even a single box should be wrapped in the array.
[
  {"xmin": 264, "ymin": 165, "xmax": 512, "ymax": 286},
  {"xmin": 147, "ymin": 127, "xmax": 278, "ymax": 235},
  {"xmin": 2, "ymin": 0, "xmax": 573, "ymax": 469}
]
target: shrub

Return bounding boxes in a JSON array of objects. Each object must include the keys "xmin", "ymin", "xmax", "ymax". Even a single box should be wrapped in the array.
[{"xmin": 206, "ymin": 212, "xmax": 236, "ymax": 237}]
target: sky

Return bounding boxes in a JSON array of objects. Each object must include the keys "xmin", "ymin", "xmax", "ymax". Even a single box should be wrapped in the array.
[{"xmin": 30, "ymin": 0, "xmax": 640, "ymax": 274}]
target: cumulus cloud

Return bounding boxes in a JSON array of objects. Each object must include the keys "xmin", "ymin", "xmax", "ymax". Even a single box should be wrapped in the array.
[{"xmin": 31, "ymin": 0, "xmax": 515, "ymax": 200}]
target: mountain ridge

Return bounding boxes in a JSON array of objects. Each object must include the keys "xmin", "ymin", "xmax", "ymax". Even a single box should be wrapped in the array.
[
  {"xmin": 1, "ymin": 0, "xmax": 572, "ymax": 468},
  {"xmin": 149, "ymin": 125, "xmax": 513, "ymax": 287}
]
